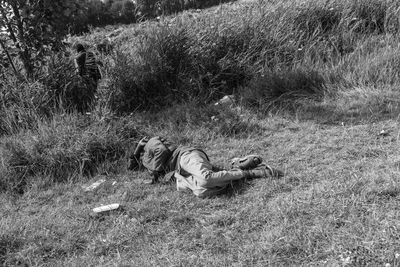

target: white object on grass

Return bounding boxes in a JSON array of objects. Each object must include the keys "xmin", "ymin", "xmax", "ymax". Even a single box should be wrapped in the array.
[
  {"xmin": 378, "ymin": 129, "xmax": 390, "ymax": 137},
  {"xmin": 214, "ymin": 95, "xmax": 235, "ymax": 106},
  {"xmin": 92, "ymin": 203, "xmax": 120, "ymax": 213},
  {"xmin": 84, "ymin": 179, "xmax": 106, "ymax": 192}
]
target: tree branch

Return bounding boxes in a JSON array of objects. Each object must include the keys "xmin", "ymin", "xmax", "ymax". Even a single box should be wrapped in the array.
[{"xmin": 0, "ymin": 37, "xmax": 20, "ymax": 78}]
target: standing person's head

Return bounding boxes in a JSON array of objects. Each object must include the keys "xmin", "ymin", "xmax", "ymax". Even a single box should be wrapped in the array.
[{"xmin": 75, "ymin": 43, "xmax": 85, "ymax": 53}]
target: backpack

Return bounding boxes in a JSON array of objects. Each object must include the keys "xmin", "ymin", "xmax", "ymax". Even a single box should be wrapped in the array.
[
  {"xmin": 142, "ymin": 136, "xmax": 176, "ymax": 173},
  {"xmin": 85, "ymin": 51, "xmax": 102, "ymax": 81}
]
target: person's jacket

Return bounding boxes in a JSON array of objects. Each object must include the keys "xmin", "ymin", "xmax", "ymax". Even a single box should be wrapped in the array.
[{"xmin": 142, "ymin": 136, "xmax": 203, "ymax": 177}]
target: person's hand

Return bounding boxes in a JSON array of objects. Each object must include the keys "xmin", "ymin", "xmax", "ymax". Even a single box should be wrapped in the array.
[
  {"xmin": 138, "ymin": 136, "xmax": 149, "ymax": 147},
  {"xmin": 133, "ymin": 136, "xmax": 149, "ymax": 159},
  {"xmin": 143, "ymin": 171, "xmax": 159, "ymax": 185}
]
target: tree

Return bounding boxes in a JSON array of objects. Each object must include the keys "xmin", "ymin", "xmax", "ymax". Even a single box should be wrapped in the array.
[
  {"xmin": 86, "ymin": 0, "xmax": 107, "ymax": 27},
  {"xmin": 0, "ymin": 0, "xmax": 83, "ymax": 78},
  {"xmin": 121, "ymin": 0, "xmax": 136, "ymax": 24},
  {"xmin": 109, "ymin": 0, "xmax": 136, "ymax": 24}
]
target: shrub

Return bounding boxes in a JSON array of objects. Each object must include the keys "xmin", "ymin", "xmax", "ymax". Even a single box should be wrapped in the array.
[
  {"xmin": 73, "ymin": 0, "xmax": 400, "ymax": 114},
  {"xmin": 0, "ymin": 52, "xmax": 99, "ymax": 136},
  {"xmin": 107, "ymin": 0, "xmax": 348, "ymax": 112},
  {"xmin": 0, "ymin": 77, "xmax": 45, "ymax": 136},
  {"xmin": 39, "ymin": 53, "xmax": 97, "ymax": 113},
  {"xmin": 108, "ymin": 26, "xmax": 193, "ymax": 112},
  {"xmin": 136, "ymin": 0, "xmax": 159, "ymax": 18},
  {"xmin": 136, "ymin": 0, "xmax": 236, "ymax": 18},
  {"xmin": 187, "ymin": 22, "xmax": 255, "ymax": 95},
  {"xmin": 107, "ymin": 14, "xmax": 262, "ymax": 112},
  {"xmin": 240, "ymin": 69, "xmax": 326, "ymax": 112},
  {"xmin": 0, "ymin": 114, "xmax": 144, "ymax": 193}
]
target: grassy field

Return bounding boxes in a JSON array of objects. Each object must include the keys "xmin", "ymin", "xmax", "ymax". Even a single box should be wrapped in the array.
[
  {"xmin": 2, "ymin": 0, "xmax": 400, "ymax": 266},
  {"xmin": 2, "ymin": 113, "xmax": 400, "ymax": 266}
]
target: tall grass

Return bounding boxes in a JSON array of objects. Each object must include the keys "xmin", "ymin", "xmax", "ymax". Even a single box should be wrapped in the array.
[
  {"xmin": 99, "ymin": 0, "xmax": 400, "ymax": 112},
  {"xmin": 0, "ymin": 52, "xmax": 98, "ymax": 136},
  {"xmin": 0, "ymin": 77, "xmax": 44, "ymax": 136},
  {"xmin": 0, "ymin": 113, "xmax": 144, "ymax": 193},
  {"xmin": 240, "ymin": 69, "xmax": 326, "ymax": 112}
]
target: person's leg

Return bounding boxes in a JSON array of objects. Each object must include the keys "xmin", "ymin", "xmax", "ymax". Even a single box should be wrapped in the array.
[
  {"xmin": 175, "ymin": 171, "xmax": 227, "ymax": 198},
  {"xmin": 180, "ymin": 150, "xmax": 250, "ymax": 188},
  {"xmin": 178, "ymin": 150, "xmax": 282, "ymax": 197}
]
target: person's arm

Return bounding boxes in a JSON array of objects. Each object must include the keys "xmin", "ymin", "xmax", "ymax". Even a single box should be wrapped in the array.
[
  {"xmin": 141, "ymin": 136, "xmax": 173, "ymax": 184},
  {"xmin": 128, "ymin": 136, "xmax": 149, "ymax": 170},
  {"xmin": 74, "ymin": 58, "xmax": 80, "ymax": 74},
  {"xmin": 133, "ymin": 136, "xmax": 149, "ymax": 159}
]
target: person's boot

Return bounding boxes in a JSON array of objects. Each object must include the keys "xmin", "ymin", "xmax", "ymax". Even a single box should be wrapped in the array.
[
  {"xmin": 245, "ymin": 165, "xmax": 284, "ymax": 178},
  {"xmin": 231, "ymin": 155, "xmax": 263, "ymax": 170}
]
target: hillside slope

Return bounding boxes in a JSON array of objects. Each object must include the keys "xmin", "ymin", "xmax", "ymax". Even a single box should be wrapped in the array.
[{"xmin": 2, "ymin": 0, "xmax": 400, "ymax": 266}]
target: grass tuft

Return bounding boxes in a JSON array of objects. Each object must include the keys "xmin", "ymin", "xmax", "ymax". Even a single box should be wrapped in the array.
[
  {"xmin": 240, "ymin": 69, "xmax": 326, "ymax": 112},
  {"xmin": 0, "ymin": 234, "xmax": 23, "ymax": 266},
  {"xmin": 0, "ymin": 114, "xmax": 143, "ymax": 193}
]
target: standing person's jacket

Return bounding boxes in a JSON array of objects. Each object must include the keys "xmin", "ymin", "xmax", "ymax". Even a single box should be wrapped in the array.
[{"xmin": 75, "ymin": 51, "xmax": 101, "ymax": 81}]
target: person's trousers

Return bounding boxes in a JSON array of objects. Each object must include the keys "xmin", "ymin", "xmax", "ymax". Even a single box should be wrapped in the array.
[{"xmin": 176, "ymin": 150, "xmax": 248, "ymax": 197}]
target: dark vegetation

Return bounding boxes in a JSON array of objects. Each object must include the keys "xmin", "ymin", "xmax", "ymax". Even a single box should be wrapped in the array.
[{"xmin": 67, "ymin": 0, "xmax": 237, "ymax": 33}]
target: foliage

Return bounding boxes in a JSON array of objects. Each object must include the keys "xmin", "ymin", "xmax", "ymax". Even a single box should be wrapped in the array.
[
  {"xmin": 0, "ymin": 0, "xmax": 83, "ymax": 77},
  {"xmin": 0, "ymin": 52, "xmax": 98, "ymax": 136},
  {"xmin": 99, "ymin": 0, "xmax": 400, "ymax": 112},
  {"xmin": 0, "ymin": 0, "xmax": 237, "ymax": 79},
  {"xmin": 136, "ymin": 0, "xmax": 235, "ymax": 19},
  {"xmin": 108, "ymin": 26, "xmax": 193, "ymax": 112},
  {"xmin": 84, "ymin": 0, "xmax": 138, "ymax": 28},
  {"xmin": 74, "ymin": 0, "xmax": 236, "ymax": 31},
  {"xmin": 39, "ymin": 53, "xmax": 98, "ymax": 113}
]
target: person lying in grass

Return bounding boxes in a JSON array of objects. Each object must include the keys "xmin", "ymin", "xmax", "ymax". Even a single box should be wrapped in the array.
[{"xmin": 128, "ymin": 136, "xmax": 283, "ymax": 198}]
